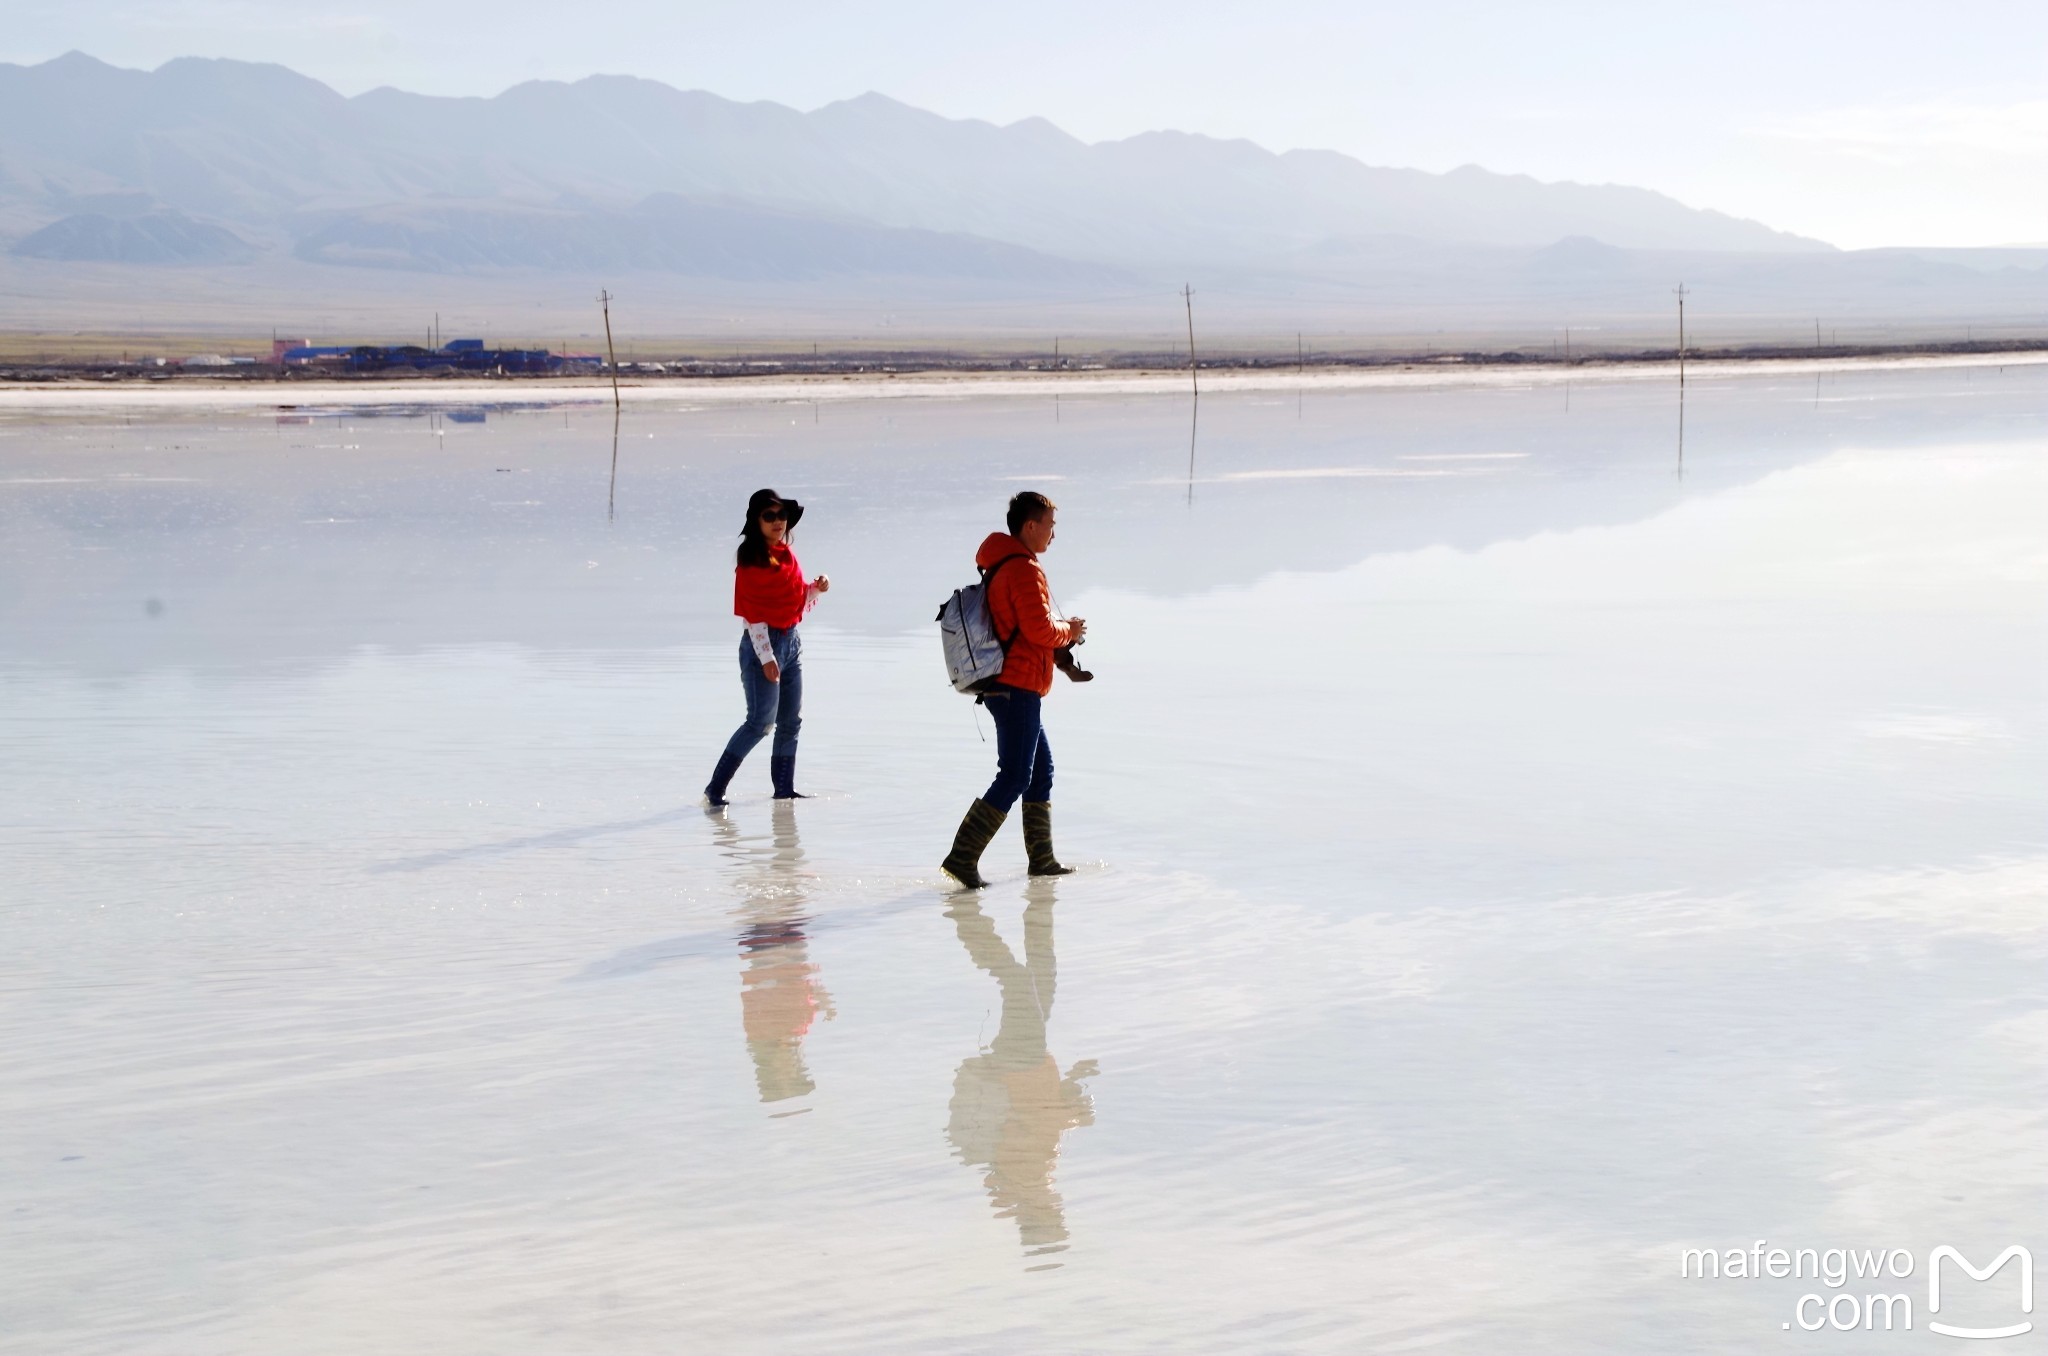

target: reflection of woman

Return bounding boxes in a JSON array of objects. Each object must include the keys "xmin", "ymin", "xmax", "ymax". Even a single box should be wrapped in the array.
[
  {"xmin": 705, "ymin": 488, "xmax": 830, "ymax": 806},
  {"xmin": 721, "ymin": 803, "xmax": 835, "ymax": 1104},
  {"xmin": 945, "ymin": 881, "xmax": 1097, "ymax": 1257}
]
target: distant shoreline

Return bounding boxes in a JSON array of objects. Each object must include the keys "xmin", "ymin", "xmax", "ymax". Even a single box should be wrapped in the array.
[{"xmin": 2, "ymin": 347, "xmax": 2045, "ymax": 413}]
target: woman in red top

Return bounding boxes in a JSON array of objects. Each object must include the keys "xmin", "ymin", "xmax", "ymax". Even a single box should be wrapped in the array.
[{"xmin": 704, "ymin": 488, "xmax": 830, "ymax": 806}]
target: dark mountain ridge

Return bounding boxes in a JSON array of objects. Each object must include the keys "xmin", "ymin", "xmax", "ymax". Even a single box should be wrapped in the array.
[
  {"xmin": 14, "ymin": 208, "xmax": 255, "ymax": 264},
  {"xmin": 0, "ymin": 51, "xmax": 1829, "ymax": 281},
  {"xmin": 288, "ymin": 195, "xmax": 1120, "ymax": 282}
]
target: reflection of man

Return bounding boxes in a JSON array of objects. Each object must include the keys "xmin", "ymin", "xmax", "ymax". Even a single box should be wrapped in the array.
[
  {"xmin": 945, "ymin": 880, "xmax": 1097, "ymax": 1257},
  {"xmin": 721, "ymin": 802, "xmax": 834, "ymax": 1104}
]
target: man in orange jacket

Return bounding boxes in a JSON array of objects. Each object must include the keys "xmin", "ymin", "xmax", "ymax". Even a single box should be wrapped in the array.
[{"xmin": 941, "ymin": 492, "xmax": 1088, "ymax": 888}]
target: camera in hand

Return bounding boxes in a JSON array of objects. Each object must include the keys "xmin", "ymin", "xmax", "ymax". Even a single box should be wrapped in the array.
[{"xmin": 1055, "ymin": 636, "xmax": 1093, "ymax": 683}]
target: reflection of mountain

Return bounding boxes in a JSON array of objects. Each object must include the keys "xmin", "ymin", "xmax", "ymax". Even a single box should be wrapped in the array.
[
  {"xmin": 946, "ymin": 884, "xmax": 1094, "ymax": 1257},
  {"xmin": 718, "ymin": 803, "xmax": 833, "ymax": 1106},
  {"xmin": 3, "ymin": 373, "xmax": 2020, "ymax": 676}
]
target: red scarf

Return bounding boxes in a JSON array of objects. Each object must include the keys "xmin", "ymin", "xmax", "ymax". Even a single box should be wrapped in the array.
[{"xmin": 733, "ymin": 545, "xmax": 809, "ymax": 628}]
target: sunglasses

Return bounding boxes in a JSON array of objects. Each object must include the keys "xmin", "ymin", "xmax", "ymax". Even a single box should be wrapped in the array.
[{"xmin": 759, "ymin": 506, "xmax": 786, "ymax": 522}]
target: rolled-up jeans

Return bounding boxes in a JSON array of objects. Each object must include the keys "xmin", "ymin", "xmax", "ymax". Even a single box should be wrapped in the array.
[
  {"xmin": 980, "ymin": 685, "xmax": 1052, "ymax": 813},
  {"xmin": 721, "ymin": 625, "xmax": 802, "ymax": 763}
]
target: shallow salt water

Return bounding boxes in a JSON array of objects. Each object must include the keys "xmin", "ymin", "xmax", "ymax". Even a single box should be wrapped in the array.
[{"xmin": 3, "ymin": 369, "xmax": 2046, "ymax": 1353}]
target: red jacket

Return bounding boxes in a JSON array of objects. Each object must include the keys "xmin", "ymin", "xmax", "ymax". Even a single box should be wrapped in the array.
[
  {"xmin": 976, "ymin": 531, "xmax": 1075, "ymax": 696},
  {"xmin": 733, "ymin": 545, "xmax": 809, "ymax": 628}
]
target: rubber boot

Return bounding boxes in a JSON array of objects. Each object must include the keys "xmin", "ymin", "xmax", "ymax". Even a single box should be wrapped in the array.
[
  {"xmin": 770, "ymin": 754, "xmax": 807, "ymax": 800},
  {"xmin": 1022, "ymin": 801, "xmax": 1076, "ymax": 876},
  {"xmin": 940, "ymin": 799, "xmax": 1008, "ymax": 889},
  {"xmin": 704, "ymin": 749, "xmax": 745, "ymax": 807}
]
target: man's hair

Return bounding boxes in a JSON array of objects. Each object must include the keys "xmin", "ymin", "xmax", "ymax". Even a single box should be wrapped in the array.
[{"xmin": 1007, "ymin": 491, "xmax": 1057, "ymax": 537}]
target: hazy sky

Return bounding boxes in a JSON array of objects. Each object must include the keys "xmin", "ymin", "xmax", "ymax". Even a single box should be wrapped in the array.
[{"xmin": 8, "ymin": 0, "xmax": 2048, "ymax": 249}]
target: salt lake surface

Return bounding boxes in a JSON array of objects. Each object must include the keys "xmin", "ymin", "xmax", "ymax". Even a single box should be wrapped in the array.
[{"xmin": 4, "ymin": 368, "xmax": 2046, "ymax": 1353}]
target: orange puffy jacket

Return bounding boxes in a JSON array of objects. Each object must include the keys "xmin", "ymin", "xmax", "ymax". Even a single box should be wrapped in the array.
[{"xmin": 976, "ymin": 531, "xmax": 1076, "ymax": 697}]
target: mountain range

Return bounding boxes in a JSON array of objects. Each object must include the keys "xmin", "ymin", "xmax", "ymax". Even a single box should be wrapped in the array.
[{"xmin": 0, "ymin": 51, "xmax": 1826, "ymax": 281}]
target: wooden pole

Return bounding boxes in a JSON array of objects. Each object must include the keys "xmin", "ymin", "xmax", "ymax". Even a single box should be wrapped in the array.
[
  {"xmin": 1182, "ymin": 284, "xmax": 1198, "ymax": 396},
  {"xmin": 1673, "ymin": 283, "xmax": 1690, "ymax": 386},
  {"xmin": 598, "ymin": 290, "xmax": 620, "ymax": 413}
]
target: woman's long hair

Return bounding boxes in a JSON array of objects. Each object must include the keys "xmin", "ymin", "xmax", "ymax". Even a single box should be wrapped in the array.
[{"xmin": 737, "ymin": 487, "xmax": 798, "ymax": 568}]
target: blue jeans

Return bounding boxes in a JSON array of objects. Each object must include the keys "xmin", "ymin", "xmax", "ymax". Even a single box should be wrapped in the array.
[
  {"xmin": 720, "ymin": 625, "xmax": 803, "ymax": 763},
  {"xmin": 980, "ymin": 686, "xmax": 1052, "ymax": 813}
]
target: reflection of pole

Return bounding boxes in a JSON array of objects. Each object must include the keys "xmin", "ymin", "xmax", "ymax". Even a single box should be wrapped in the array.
[
  {"xmin": 1186, "ymin": 392, "xmax": 1199, "ymax": 506},
  {"xmin": 608, "ymin": 403, "xmax": 620, "ymax": 522},
  {"xmin": 1182, "ymin": 284, "xmax": 1198, "ymax": 397},
  {"xmin": 1677, "ymin": 381, "xmax": 1686, "ymax": 481}
]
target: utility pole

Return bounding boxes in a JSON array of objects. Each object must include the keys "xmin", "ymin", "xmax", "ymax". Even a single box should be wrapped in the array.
[
  {"xmin": 597, "ymin": 290, "xmax": 620, "ymax": 413},
  {"xmin": 1816, "ymin": 319, "xmax": 1822, "ymax": 349},
  {"xmin": 1673, "ymin": 283, "xmax": 1690, "ymax": 386},
  {"xmin": 599, "ymin": 290, "xmax": 622, "ymax": 522},
  {"xmin": 1182, "ymin": 284, "xmax": 1199, "ymax": 396},
  {"xmin": 1297, "ymin": 331, "xmax": 1304, "ymax": 373},
  {"xmin": 1565, "ymin": 325, "xmax": 1571, "ymax": 362}
]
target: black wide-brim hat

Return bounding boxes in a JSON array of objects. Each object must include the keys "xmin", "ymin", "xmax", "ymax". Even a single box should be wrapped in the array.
[{"xmin": 743, "ymin": 487, "xmax": 804, "ymax": 532}]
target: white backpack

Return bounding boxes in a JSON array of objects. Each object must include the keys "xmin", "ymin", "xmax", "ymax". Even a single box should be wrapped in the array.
[{"xmin": 936, "ymin": 553, "xmax": 1029, "ymax": 694}]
